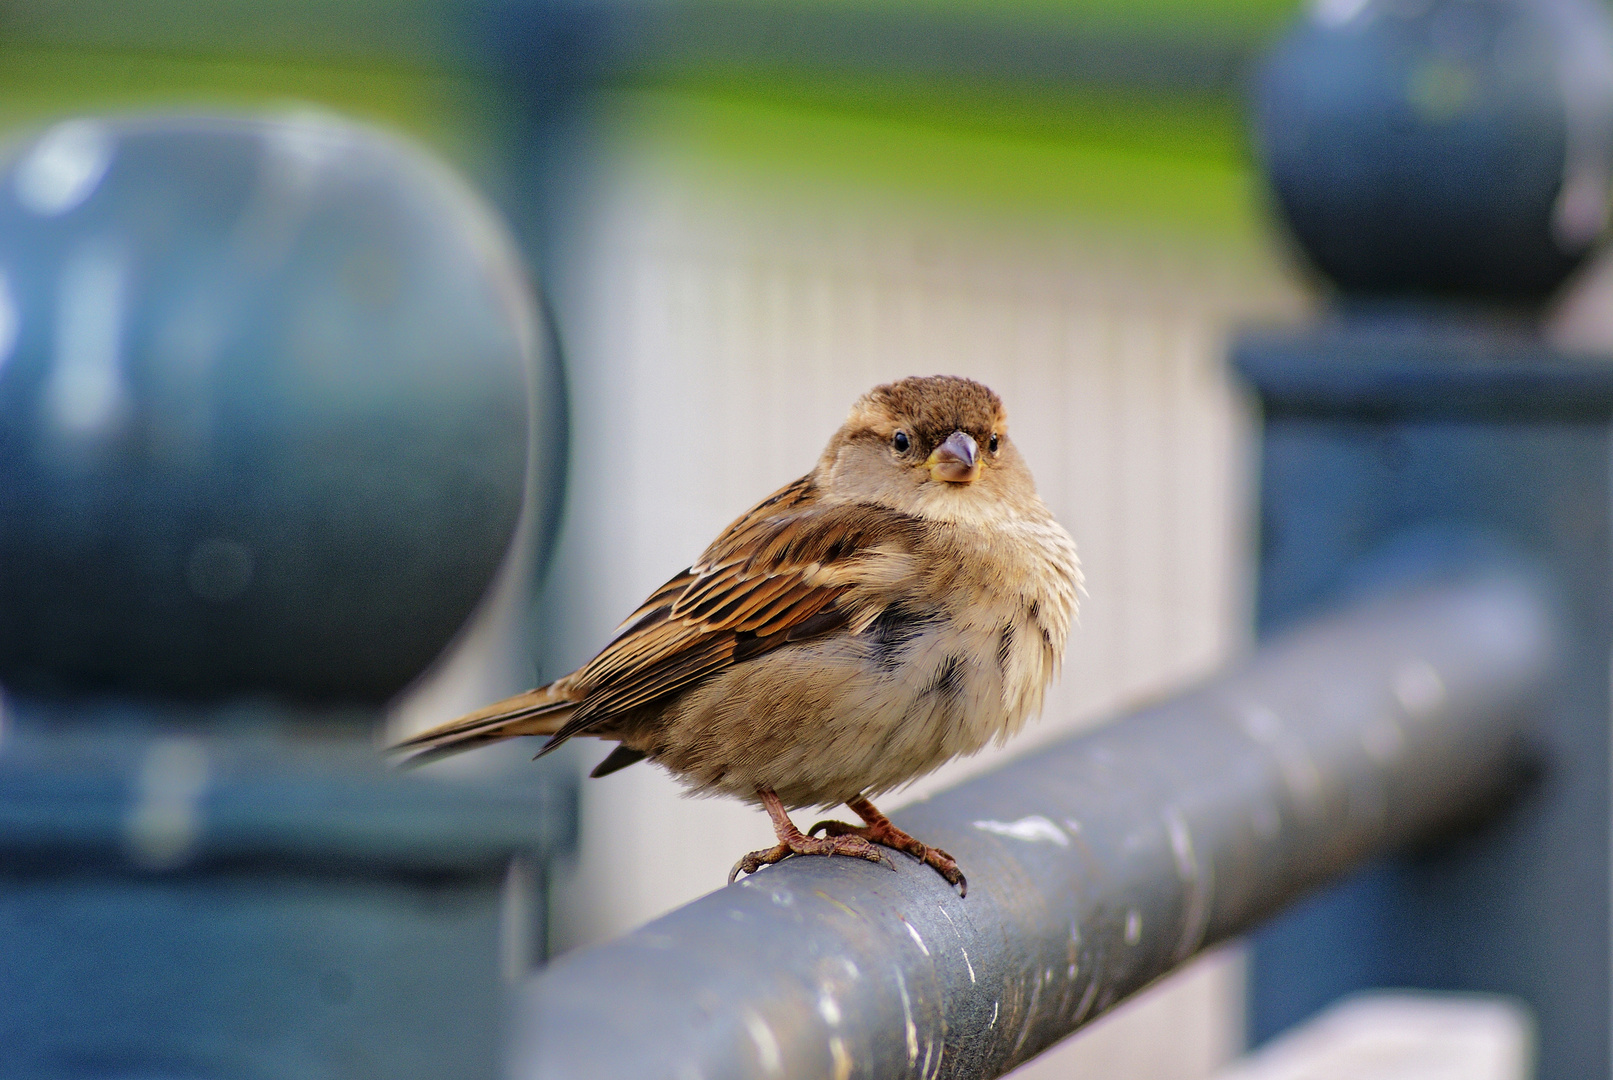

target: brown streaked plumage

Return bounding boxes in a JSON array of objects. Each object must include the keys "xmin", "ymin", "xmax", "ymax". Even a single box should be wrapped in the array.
[{"xmin": 395, "ymin": 375, "xmax": 1081, "ymax": 894}]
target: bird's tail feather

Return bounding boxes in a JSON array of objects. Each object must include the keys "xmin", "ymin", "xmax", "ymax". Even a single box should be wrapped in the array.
[{"xmin": 392, "ymin": 684, "xmax": 579, "ymax": 768}]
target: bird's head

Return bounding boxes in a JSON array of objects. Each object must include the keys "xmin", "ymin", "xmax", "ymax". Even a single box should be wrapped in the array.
[{"xmin": 817, "ymin": 375, "xmax": 1040, "ymax": 523}]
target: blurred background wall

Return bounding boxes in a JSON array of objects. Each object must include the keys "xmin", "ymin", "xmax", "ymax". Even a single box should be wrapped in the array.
[{"xmin": 13, "ymin": 0, "xmax": 1606, "ymax": 1074}]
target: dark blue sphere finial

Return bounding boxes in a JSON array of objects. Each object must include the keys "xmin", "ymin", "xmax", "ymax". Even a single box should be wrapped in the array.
[
  {"xmin": 0, "ymin": 112, "xmax": 576, "ymax": 1078},
  {"xmin": 0, "ymin": 113, "xmax": 563, "ymax": 706},
  {"xmin": 1254, "ymin": 0, "xmax": 1613, "ymax": 304}
]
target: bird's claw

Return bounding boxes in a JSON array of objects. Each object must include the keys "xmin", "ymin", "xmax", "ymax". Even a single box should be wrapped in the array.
[
  {"xmin": 729, "ymin": 842, "xmax": 789, "ymax": 884},
  {"xmin": 933, "ymin": 857, "xmax": 967, "ymax": 896},
  {"xmin": 728, "ymin": 831, "xmax": 888, "ymax": 884},
  {"xmin": 808, "ymin": 817, "xmax": 967, "ymax": 896}
]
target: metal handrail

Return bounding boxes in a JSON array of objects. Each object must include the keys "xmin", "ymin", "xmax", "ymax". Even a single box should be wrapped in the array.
[{"xmin": 509, "ymin": 571, "xmax": 1553, "ymax": 1079}]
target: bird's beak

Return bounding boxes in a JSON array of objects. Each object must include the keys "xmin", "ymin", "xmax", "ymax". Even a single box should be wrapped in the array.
[{"xmin": 927, "ymin": 431, "xmax": 981, "ymax": 484}]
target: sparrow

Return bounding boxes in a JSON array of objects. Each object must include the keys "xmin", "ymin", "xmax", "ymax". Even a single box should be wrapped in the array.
[{"xmin": 395, "ymin": 375, "xmax": 1081, "ymax": 895}]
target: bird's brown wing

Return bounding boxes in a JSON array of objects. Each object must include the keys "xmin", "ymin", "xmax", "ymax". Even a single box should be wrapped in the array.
[
  {"xmin": 392, "ymin": 476, "xmax": 923, "ymax": 767},
  {"xmin": 543, "ymin": 477, "xmax": 923, "ymax": 750}
]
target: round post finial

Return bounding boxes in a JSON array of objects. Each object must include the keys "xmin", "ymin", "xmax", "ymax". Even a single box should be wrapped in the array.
[
  {"xmin": 0, "ymin": 113, "xmax": 564, "ymax": 706},
  {"xmin": 1254, "ymin": 0, "xmax": 1613, "ymax": 304}
]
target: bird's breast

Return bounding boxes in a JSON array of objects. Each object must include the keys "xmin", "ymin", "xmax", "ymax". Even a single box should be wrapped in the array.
[{"xmin": 639, "ymin": 512, "xmax": 1079, "ymax": 810}]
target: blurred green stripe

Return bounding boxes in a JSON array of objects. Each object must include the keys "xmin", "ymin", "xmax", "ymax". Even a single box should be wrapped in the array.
[
  {"xmin": 615, "ymin": 86, "xmax": 1267, "ymax": 238},
  {"xmin": 0, "ymin": 5, "xmax": 1282, "ymax": 241},
  {"xmin": 688, "ymin": 0, "xmax": 1303, "ymax": 35},
  {"xmin": 648, "ymin": 68, "xmax": 1249, "ymax": 163},
  {"xmin": 0, "ymin": 45, "xmax": 497, "ymax": 173}
]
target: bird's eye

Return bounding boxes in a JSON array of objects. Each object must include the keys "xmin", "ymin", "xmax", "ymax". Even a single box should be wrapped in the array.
[
  {"xmin": 892, "ymin": 431, "xmax": 910, "ymax": 453},
  {"xmin": 989, "ymin": 433, "xmax": 999, "ymax": 454}
]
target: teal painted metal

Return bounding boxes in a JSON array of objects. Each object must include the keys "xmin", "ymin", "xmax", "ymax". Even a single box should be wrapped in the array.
[
  {"xmin": 1245, "ymin": 3, "xmax": 1613, "ymax": 1075},
  {"xmin": 510, "ymin": 574, "xmax": 1551, "ymax": 1080},
  {"xmin": 1239, "ymin": 324, "xmax": 1613, "ymax": 1080},
  {"xmin": 0, "ymin": 113, "xmax": 574, "ymax": 1079},
  {"xmin": 1254, "ymin": 0, "xmax": 1613, "ymax": 304}
]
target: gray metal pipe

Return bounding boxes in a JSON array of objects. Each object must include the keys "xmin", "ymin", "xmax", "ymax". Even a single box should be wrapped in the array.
[{"xmin": 509, "ymin": 572, "xmax": 1555, "ymax": 1080}]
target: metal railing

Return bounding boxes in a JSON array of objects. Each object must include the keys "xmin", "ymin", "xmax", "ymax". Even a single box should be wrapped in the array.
[{"xmin": 512, "ymin": 573, "xmax": 1553, "ymax": 1079}]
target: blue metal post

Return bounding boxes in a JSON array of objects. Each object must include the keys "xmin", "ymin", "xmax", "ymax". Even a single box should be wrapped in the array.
[
  {"xmin": 1244, "ymin": 4, "xmax": 1613, "ymax": 1074},
  {"xmin": 1238, "ymin": 330, "xmax": 1613, "ymax": 1079},
  {"xmin": 0, "ymin": 114, "xmax": 572, "ymax": 1079}
]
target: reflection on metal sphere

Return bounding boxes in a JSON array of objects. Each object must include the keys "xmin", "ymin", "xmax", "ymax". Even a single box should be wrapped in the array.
[
  {"xmin": 0, "ymin": 113, "xmax": 565, "ymax": 705},
  {"xmin": 1254, "ymin": 0, "xmax": 1613, "ymax": 303}
]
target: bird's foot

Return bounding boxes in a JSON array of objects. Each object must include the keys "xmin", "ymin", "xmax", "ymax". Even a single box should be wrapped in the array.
[
  {"xmin": 729, "ymin": 789, "xmax": 889, "ymax": 884},
  {"xmin": 810, "ymin": 798, "xmax": 967, "ymax": 896},
  {"xmin": 728, "ymin": 831, "xmax": 887, "ymax": 884}
]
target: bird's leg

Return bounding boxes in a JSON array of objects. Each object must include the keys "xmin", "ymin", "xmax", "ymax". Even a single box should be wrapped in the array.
[
  {"xmin": 810, "ymin": 796, "xmax": 967, "ymax": 896},
  {"xmin": 729, "ymin": 788, "xmax": 888, "ymax": 884}
]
